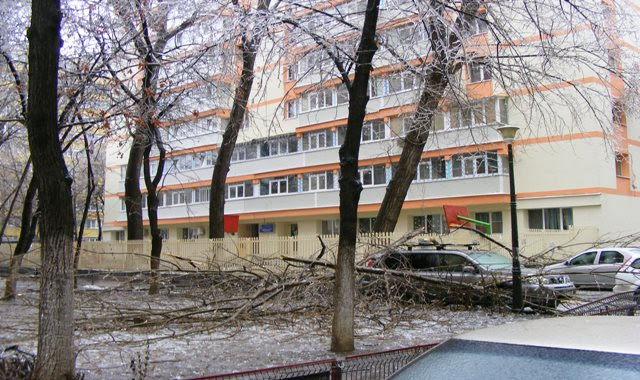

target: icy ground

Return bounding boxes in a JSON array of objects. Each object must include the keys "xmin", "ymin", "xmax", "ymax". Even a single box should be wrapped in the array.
[{"xmin": 0, "ymin": 276, "xmax": 545, "ymax": 379}]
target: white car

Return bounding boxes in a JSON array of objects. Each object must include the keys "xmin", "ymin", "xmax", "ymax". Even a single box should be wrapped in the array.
[
  {"xmin": 543, "ymin": 247, "xmax": 640, "ymax": 289},
  {"xmin": 613, "ymin": 256, "xmax": 640, "ymax": 293},
  {"xmin": 391, "ymin": 316, "xmax": 640, "ymax": 379}
]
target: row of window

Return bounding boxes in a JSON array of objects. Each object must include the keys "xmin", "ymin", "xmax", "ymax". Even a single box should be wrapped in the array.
[
  {"xmin": 286, "ymin": 72, "xmax": 422, "ymax": 117},
  {"xmin": 231, "ymin": 135, "xmax": 298, "ymax": 162},
  {"xmin": 120, "ymin": 150, "xmax": 218, "ymax": 181},
  {"xmin": 164, "ymin": 116, "xmax": 221, "ymax": 141},
  {"xmin": 130, "ymin": 97, "xmax": 506, "ymax": 172},
  {"xmin": 122, "ymin": 151, "xmax": 503, "ymax": 209}
]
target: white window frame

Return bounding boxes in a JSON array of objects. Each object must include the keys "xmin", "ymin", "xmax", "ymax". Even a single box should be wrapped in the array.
[
  {"xmin": 468, "ymin": 61, "xmax": 492, "ymax": 83},
  {"xmin": 359, "ymin": 164, "xmax": 386, "ymax": 186},
  {"xmin": 269, "ymin": 177, "xmax": 288, "ymax": 194},
  {"xmin": 362, "ymin": 120, "xmax": 386, "ymax": 142},
  {"xmin": 228, "ymin": 183, "xmax": 245, "ymax": 199}
]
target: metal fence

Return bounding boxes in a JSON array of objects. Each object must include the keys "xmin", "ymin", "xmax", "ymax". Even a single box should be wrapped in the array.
[
  {"xmin": 187, "ymin": 344, "xmax": 437, "ymax": 380},
  {"xmin": 562, "ymin": 290, "xmax": 640, "ymax": 316}
]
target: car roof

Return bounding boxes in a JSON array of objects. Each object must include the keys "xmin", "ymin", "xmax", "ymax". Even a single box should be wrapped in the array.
[{"xmin": 457, "ymin": 316, "xmax": 640, "ymax": 355}]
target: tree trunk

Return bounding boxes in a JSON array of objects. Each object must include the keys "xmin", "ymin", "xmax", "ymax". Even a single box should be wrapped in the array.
[
  {"xmin": 27, "ymin": 0, "xmax": 76, "ymax": 377},
  {"xmin": 144, "ymin": 127, "xmax": 166, "ymax": 295},
  {"xmin": 3, "ymin": 179, "xmax": 38, "ymax": 300},
  {"xmin": 124, "ymin": 134, "xmax": 145, "ymax": 240},
  {"xmin": 74, "ymin": 132, "xmax": 96, "ymax": 288},
  {"xmin": 209, "ymin": 0, "xmax": 271, "ymax": 239},
  {"xmin": 331, "ymin": 0, "xmax": 381, "ymax": 353}
]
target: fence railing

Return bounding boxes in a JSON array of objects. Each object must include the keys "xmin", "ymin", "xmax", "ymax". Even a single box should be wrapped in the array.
[
  {"xmin": 187, "ymin": 343, "xmax": 438, "ymax": 380},
  {"xmin": 0, "ymin": 227, "xmax": 600, "ymax": 273}
]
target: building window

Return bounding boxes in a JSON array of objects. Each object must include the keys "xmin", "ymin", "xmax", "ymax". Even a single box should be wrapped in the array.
[
  {"xmin": 120, "ymin": 199, "xmax": 126, "ymax": 211},
  {"xmin": 359, "ymin": 164, "xmax": 386, "ymax": 186},
  {"xmin": 451, "ymin": 151, "xmax": 498, "ymax": 177},
  {"xmin": 286, "ymin": 100, "xmax": 298, "ymax": 118},
  {"xmin": 337, "ymin": 84, "xmax": 349, "ymax": 105},
  {"xmin": 413, "ymin": 215, "xmax": 449, "ymax": 234},
  {"xmin": 302, "ymin": 171, "xmax": 334, "ymax": 191},
  {"xmin": 182, "ymin": 227, "xmax": 204, "ymax": 240},
  {"xmin": 195, "ymin": 187, "xmax": 211, "ymax": 202},
  {"xmin": 260, "ymin": 135, "xmax": 298, "ymax": 157},
  {"xmin": 474, "ymin": 212, "xmax": 503, "ymax": 234},
  {"xmin": 260, "ymin": 176, "xmax": 298, "ymax": 196},
  {"xmin": 84, "ymin": 219, "xmax": 99, "ymax": 229},
  {"xmin": 415, "ymin": 157, "xmax": 446, "ymax": 181},
  {"xmin": 231, "ymin": 143, "xmax": 258, "ymax": 162},
  {"xmin": 362, "ymin": 120, "xmax": 385, "ymax": 142},
  {"xmin": 322, "ymin": 219, "xmax": 340, "ymax": 235},
  {"xmin": 368, "ymin": 77, "xmax": 384, "ymax": 98},
  {"xmin": 387, "ymin": 72, "xmax": 419, "ymax": 95},
  {"xmin": 450, "ymin": 99, "xmax": 499, "ymax": 129},
  {"xmin": 528, "ymin": 208, "xmax": 573, "ymax": 230},
  {"xmin": 468, "ymin": 61, "xmax": 492, "ymax": 83},
  {"xmin": 302, "ymin": 129, "xmax": 333, "ymax": 151},
  {"xmin": 116, "ymin": 231, "xmax": 125, "ymax": 241},
  {"xmin": 159, "ymin": 228, "xmax": 169, "ymax": 240},
  {"xmin": 300, "ymin": 88, "xmax": 334, "ymax": 113},
  {"xmin": 358, "ymin": 217, "xmax": 376, "ymax": 233},
  {"xmin": 615, "ymin": 153, "xmax": 629, "ymax": 177}
]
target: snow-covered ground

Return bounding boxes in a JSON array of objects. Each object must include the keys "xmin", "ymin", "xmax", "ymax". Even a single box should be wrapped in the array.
[{"xmin": 0, "ymin": 276, "xmax": 552, "ymax": 379}]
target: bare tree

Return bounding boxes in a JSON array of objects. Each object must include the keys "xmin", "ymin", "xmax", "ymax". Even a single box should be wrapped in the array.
[
  {"xmin": 209, "ymin": 0, "xmax": 273, "ymax": 239},
  {"xmin": 26, "ymin": 0, "xmax": 76, "ymax": 376}
]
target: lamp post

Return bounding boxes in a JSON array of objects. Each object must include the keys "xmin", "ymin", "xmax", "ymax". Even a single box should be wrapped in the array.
[{"xmin": 497, "ymin": 125, "xmax": 523, "ymax": 311}]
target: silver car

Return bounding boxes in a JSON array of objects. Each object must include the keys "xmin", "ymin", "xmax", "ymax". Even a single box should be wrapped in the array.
[
  {"xmin": 543, "ymin": 247, "xmax": 640, "ymax": 289},
  {"xmin": 374, "ymin": 247, "xmax": 575, "ymax": 302}
]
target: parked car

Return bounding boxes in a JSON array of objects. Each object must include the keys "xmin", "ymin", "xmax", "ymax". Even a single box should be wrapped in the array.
[
  {"xmin": 367, "ymin": 243, "xmax": 575, "ymax": 303},
  {"xmin": 543, "ymin": 247, "xmax": 640, "ymax": 289},
  {"xmin": 613, "ymin": 256, "xmax": 640, "ymax": 293},
  {"xmin": 390, "ymin": 316, "xmax": 640, "ymax": 380}
]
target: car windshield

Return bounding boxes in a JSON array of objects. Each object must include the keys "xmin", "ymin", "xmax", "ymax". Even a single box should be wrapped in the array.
[
  {"xmin": 468, "ymin": 252, "xmax": 512, "ymax": 270},
  {"xmin": 391, "ymin": 339, "xmax": 640, "ymax": 380}
]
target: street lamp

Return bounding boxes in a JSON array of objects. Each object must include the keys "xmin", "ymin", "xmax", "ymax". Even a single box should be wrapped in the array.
[{"xmin": 497, "ymin": 125, "xmax": 523, "ymax": 311}]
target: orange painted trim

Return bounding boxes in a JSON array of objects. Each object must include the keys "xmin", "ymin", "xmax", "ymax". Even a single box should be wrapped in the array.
[
  {"xmin": 160, "ymin": 108, "xmax": 231, "ymax": 127},
  {"xmin": 504, "ymin": 77, "xmax": 608, "ymax": 97},
  {"xmin": 518, "ymin": 186, "xmax": 640, "ymax": 199},
  {"xmin": 514, "ymin": 131, "xmax": 605, "ymax": 146}
]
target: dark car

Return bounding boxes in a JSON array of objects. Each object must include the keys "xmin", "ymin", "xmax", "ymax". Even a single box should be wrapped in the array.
[{"xmin": 367, "ymin": 243, "xmax": 575, "ymax": 303}]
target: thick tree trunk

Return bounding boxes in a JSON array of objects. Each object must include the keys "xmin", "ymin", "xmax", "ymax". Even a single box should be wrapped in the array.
[
  {"xmin": 124, "ymin": 134, "xmax": 145, "ymax": 240},
  {"xmin": 331, "ymin": 0, "xmax": 381, "ymax": 353},
  {"xmin": 27, "ymin": 0, "xmax": 76, "ymax": 377},
  {"xmin": 3, "ymin": 179, "xmax": 38, "ymax": 300},
  {"xmin": 209, "ymin": 0, "xmax": 271, "ymax": 239}
]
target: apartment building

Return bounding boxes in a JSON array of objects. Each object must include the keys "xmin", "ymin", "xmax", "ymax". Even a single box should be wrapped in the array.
[{"xmin": 102, "ymin": 0, "xmax": 640, "ymax": 242}]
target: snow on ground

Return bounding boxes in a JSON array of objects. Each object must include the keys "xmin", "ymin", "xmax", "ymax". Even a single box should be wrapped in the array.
[{"xmin": 1, "ymin": 276, "xmax": 547, "ymax": 379}]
